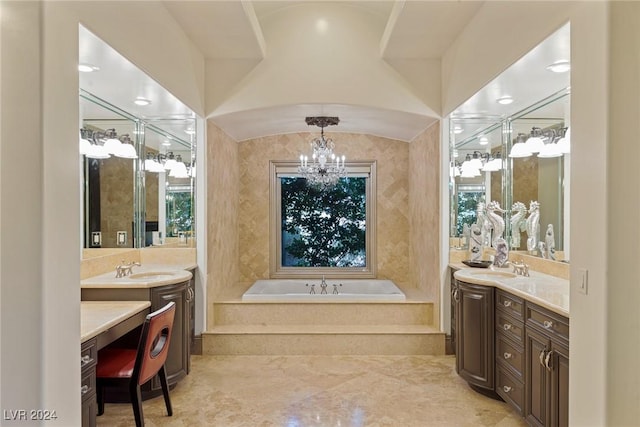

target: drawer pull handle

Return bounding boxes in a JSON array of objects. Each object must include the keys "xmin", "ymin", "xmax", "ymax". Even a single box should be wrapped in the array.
[
  {"xmin": 539, "ymin": 349, "xmax": 547, "ymax": 367},
  {"xmin": 503, "ymin": 323, "xmax": 512, "ymax": 331},
  {"xmin": 545, "ymin": 350, "xmax": 554, "ymax": 371},
  {"xmin": 80, "ymin": 355, "xmax": 93, "ymax": 367},
  {"xmin": 543, "ymin": 320, "xmax": 554, "ymax": 329},
  {"xmin": 503, "ymin": 352, "xmax": 512, "ymax": 360},
  {"xmin": 503, "ymin": 385, "xmax": 512, "ymax": 393},
  {"xmin": 503, "ymin": 300, "xmax": 512, "ymax": 308},
  {"xmin": 80, "ymin": 385, "xmax": 89, "ymax": 395}
]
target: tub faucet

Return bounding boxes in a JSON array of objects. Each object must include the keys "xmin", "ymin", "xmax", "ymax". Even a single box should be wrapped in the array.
[
  {"xmin": 320, "ymin": 275, "xmax": 328, "ymax": 294},
  {"xmin": 115, "ymin": 260, "xmax": 141, "ymax": 278}
]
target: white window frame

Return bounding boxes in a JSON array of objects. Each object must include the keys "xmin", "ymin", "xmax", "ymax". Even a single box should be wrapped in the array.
[{"xmin": 269, "ymin": 160, "xmax": 377, "ymax": 279}]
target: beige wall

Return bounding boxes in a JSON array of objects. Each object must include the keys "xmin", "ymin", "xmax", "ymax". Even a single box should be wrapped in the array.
[
  {"xmin": 409, "ymin": 122, "xmax": 441, "ymax": 320},
  {"xmin": 235, "ymin": 132, "xmax": 411, "ymax": 288},
  {"xmin": 206, "ymin": 120, "xmax": 239, "ymax": 328}
]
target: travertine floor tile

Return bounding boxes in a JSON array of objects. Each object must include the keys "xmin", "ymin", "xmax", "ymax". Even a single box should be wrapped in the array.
[{"xmin": 96, "ymin": 355, "xmax": 526, "ymax": 426}]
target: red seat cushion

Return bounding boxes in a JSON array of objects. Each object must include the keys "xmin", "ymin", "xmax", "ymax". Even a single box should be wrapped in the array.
[{"xmin": 96, "ymin": 348, "xmax": 137, "ymax": 379}]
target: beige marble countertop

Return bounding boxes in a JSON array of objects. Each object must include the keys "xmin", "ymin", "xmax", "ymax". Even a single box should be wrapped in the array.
[
  {"xmin": 81, "ymin": 301, "xmax": 151, "ymax": 343},
  {"xmin": 452, "ymin": 265, "xmax": 569, "ymax": 318},
  {"xmin": 81, "ymin": 263, "xmax": 193, "ymax": 289}
]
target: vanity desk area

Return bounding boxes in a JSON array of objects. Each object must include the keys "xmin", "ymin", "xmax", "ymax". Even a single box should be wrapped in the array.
[
  {"xmin": 450, "ymin": 258, "xmax": 569, "ymax": 427},
  {"xmin": 79, "ymin": 252, "xmax": 197, "ymax": 427},
  {"xmin": 80, "ymin": 301, "xmax": 151, "ymax": 426}
]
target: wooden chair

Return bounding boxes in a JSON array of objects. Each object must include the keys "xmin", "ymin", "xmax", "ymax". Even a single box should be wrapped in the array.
[{"xmin": 96, "ymin": 302, "xmax": 175, "ymax": 427}]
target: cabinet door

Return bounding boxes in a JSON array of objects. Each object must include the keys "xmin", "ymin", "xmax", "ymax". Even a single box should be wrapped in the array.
[
  {"xmin": 455, "ymin": 281, "xmax": 494, "ymax": 390},
  {"xmin": 525, "ymin": 327, "xmax": 550, "ymax": 427},
  {"xmin": 550, "ymin": 341, "xmax": 569, "ymax": 427},
  {"xmin": 151, "ymin": 282, "xmax": 189, "ymax": 390}
]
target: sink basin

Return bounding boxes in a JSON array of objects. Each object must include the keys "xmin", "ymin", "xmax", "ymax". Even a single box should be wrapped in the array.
[
  {"xmin": 129, "ymin": 271, "xmax": 178, "ymax": 280},
  {"xmin": 469, "ymin": 271, "xmax": 517, "ymax": 279}
]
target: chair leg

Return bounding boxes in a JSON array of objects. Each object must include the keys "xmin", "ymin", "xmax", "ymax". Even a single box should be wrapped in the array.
[
  {"xmin": 130, "ymin": 382, "xmax": 144, "ymax": 427},
  {"xmin": 96, "ymin": 382, "xmax": 104, "ymax": 416},
  {"xmin": 158, "ymin": 365, "xmax": 173, "ymax": 416}
]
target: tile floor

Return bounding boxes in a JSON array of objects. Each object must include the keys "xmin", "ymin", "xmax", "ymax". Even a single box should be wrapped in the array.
[{"xmin": 96, "ymin": 355, "xmax": 527, "ymax": 426}]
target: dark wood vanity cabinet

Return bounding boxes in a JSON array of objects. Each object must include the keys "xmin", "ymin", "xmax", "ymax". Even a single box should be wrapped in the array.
[
  {"xmin": 81, "ymin": 279, "xmax": 194, "ymax": 397},
  {"xmin": 495, "ymin": 290, "xmax": 525, "ymax": 415},
  {"xmin": 452, "ymin": 270, "xmax": 569, "ymax": 426},
  {"xmin": 80, "ymin": 338, "xmax": 98, "ymax": 427},
  {"xmin": 454, "ymin": 280, "xmax": 495, "ymax": 391},
  {"xmin": 525, "ymin": 303, "xmax": 569, "ymax": 427}
]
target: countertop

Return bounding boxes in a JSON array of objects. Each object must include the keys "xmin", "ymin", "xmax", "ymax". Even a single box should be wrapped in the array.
[
  {"xmin": 451, "ymin": 263, "xmax": 569, "ymax": 317},
  {"xmin": 81, "ymin": 263, "xmax": 193, "ymax": 288},
  {"xmin": 81, "ymin": 301, "xmax": 151, "ymax": 343}
]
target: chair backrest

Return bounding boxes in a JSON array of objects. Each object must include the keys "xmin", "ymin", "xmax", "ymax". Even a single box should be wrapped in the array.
[{"xmin": 133, "ymin": 301, "xmax": 176, "ymax": 385}]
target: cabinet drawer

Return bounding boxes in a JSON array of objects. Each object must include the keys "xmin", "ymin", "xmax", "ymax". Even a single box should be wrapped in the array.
[
  {"xmin": 80, "ymin": 369, "xmax": 96, "ymax": 402},
  {"xmin": 496, "ymin": 365, "xmax": 524, "ymax": 416},
  {"xmin": 496, "ymin": 290, "xmax": 524, "ymax": 319},
  {"xmin": 81, "ymin": 338, "xmax": 97, "ymax": 372},
  {"xmin": 496, "ymin": 333, "xmax": 524, "ymax": 377},
  {"xmin": 526, "ymin": 303, "xmax": 569, "ymax": 342},
  {"xmin": 496, "ymin": 311, "xmax": 524, "ymax": 345}
]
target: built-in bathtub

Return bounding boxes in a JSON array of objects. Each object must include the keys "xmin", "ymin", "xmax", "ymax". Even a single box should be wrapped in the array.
[{"xmin": 242, "ymin": 279, "xmax": 406, "ymax": 301}]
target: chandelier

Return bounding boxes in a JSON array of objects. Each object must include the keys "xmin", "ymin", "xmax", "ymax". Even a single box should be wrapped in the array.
[{"xmin": 298, "ymin": 116, "xmax": 346, "ymax": 188}]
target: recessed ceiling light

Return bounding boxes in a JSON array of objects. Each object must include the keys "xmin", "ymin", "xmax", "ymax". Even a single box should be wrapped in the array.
[
  {"xmin": 453, "ymin": 126, "xmax": 464, "ymax": 134},
  {"xmin": 162, "ymin": 140, "xmax": 171, "ymax": 147},
  {"xmin": 546, "ymin": 60, "xmax": 571, "ymax": 73},
  {"xmin": 134, "ymin": 97, "xmax": 151, "ymax": 106},
  {"xmin": 184, "ymin": 129, "xmax": 196, "ymax": 135},
  {"xmin": 78, "ymin": 63, "xmax": 99, "ymax": 73},
  {"xmin": 479, "ymin": 136, "xmax": 489, "ymax": 145},
  {"xmin": 497, "ymin": 96, "xmax": 514, "ymax": 105}
]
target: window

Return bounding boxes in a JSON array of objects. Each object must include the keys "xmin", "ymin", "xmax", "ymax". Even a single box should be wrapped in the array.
[{"xmin": 270, "ymin": 161, "xmax": 376, "ymax": 278}]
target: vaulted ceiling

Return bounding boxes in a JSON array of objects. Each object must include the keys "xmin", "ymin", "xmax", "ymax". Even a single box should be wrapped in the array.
[{"xmin": 80, "ymin": 1, "xmax": 569, "ymax": 143}]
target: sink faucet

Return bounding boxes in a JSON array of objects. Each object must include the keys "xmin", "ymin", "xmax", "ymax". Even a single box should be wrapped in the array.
[
  {"xmin": 511, "ymin": 259, "xmax": 529, "ymax": 277},
  {"xmin": 115, "ymin": 260, "xmax": 141, "ymax": 278}
]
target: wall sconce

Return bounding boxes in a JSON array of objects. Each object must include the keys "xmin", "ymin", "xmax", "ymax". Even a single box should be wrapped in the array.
[
  {"xmin": 80, "ymin": 128, "xmax": 138, "ymax": 159},
  {"xmin": 509, "ymin": 133, "xmax": 532, "ymax": 158}
]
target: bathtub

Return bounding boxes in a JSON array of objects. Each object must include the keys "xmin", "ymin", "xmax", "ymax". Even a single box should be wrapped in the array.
[{"xmin": 242, "ymin": 279, "xmax": 405, "ymax": 301}]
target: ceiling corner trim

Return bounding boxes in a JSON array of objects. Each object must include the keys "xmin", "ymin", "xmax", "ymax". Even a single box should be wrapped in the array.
[
  {"xmin": 242, "ymin": 0, "xmax": 266, "ymax": 58},
  {"xmin": 380, "ymin": 0, "xmax": 406, "ymax": 58}
]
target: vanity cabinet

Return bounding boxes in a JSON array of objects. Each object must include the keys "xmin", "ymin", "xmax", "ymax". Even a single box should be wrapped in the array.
[
  {"xmin": 454, "ymin": 280, "xmax": 495, "ymax": 391},
  {"xmin": 81, "ymin": 279, "xmax": 194, "ymax": 398},
  {"xmin": 80, "ymin": 338, "xmax": 98, "ymax": 427},
  {"xmin": 525, "ymin": 303, "xmax": 569, "ymax": 427},
  {"xmin": 495, "ymin": 290, "xmax": 525, "ymax": 415}
]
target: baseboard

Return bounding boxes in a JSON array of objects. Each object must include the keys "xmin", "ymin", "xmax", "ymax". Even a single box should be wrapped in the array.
[
  {"xmin": 191, "ymin": 335, "xmax": 203, "ymax": 355},
  {"xmin": 445, "ymin": 334, "xmax": 455, "ymax": 355}
]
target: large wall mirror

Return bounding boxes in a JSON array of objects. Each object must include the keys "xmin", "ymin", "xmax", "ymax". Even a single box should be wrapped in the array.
[
  {"xmin": 449, "ymin": 89, "xmax": 570, "ymax": 262},
  {"xmin": 447, "ymin": 23, "xmax": 570, "ymax": 263},
  {"xmin": 79, "ymin": 25, "xmax": 197, "ymax": 254}
]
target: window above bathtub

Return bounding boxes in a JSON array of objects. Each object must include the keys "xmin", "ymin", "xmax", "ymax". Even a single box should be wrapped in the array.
[{"xmin": 269, "ymin": 161, "xmax": 377, "ymax": 279}]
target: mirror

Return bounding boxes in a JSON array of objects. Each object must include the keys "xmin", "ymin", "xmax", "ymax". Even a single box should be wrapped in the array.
[
  {"xmin": 508, "ymin": 90, "xmax": 569, "ymax": 260},
  {"xmin": 79, "ymin": 26, "xmax": 197, "ymax": 253},
  {"xmin": 449, "ymin": 89, "xmax": 570, "ymax": 261},
  {"xmin": 449, "ymin": 118, "xmax": 505, "ymax": 248}
]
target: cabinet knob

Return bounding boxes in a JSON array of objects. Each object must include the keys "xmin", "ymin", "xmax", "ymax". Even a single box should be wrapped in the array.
[
  {"xmin": 503, "ymin": 385, "xmax": 512, "ymax": 393},
  {"xmin": 503, "ymin": 323, "xmax": 512, "ymax": 331},
  {"xmin": 503, "ymin": 300, "xmax": 512, "ymax": 308},
  {"xmin": 543, "ymin": 320, "xmax": 553, "ymax": 329},
  {"xmin": 80, "ymin": 385, "xmax": 89, "ymax": 395},
  {"xmin": 503, "ymin": 352, "xmax": 513, "ymax": 360},
  {"xmin": 80, "ymin": 355, "xmax": 93, "ymax": 368}
]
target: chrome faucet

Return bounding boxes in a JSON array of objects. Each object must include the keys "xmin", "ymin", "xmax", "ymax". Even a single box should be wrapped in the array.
[
  {"xmin": 511, "ymin": 259, "xmax": 529, "ymax": 277},
  {"xmin": 115, "ymin": 260, "xmax": 141, "ymax": 278},
  {"xmin": 320, "ymin": 275, "xmax": 328, "ymax": 294}
]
